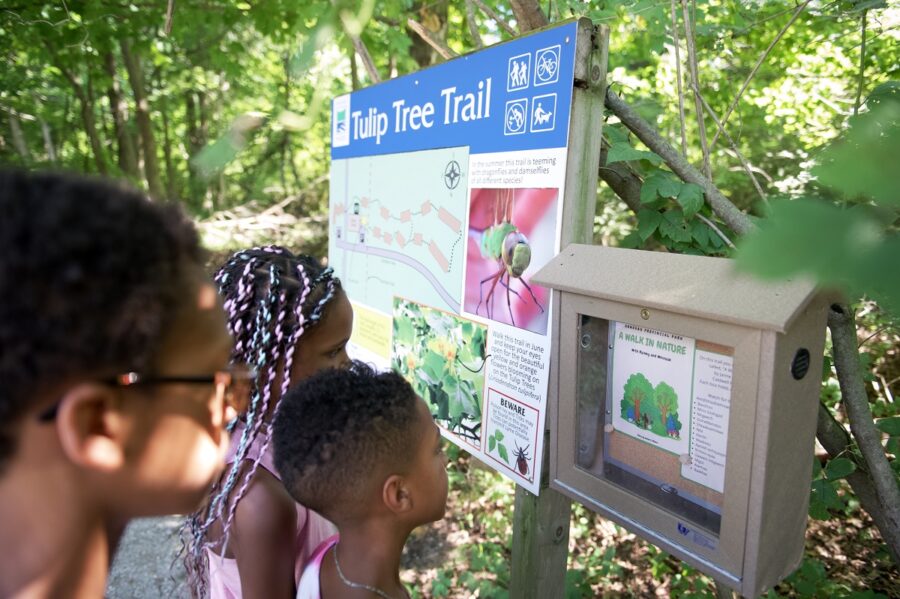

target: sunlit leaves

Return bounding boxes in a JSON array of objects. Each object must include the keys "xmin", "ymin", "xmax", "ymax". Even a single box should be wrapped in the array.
[
  {"xmin": 736, "ymin": 198, "xmax": 900, "ymax": 316},
  {"xmin": 813, "ymin": 84, "xmax": 900, "ymax": 207}
]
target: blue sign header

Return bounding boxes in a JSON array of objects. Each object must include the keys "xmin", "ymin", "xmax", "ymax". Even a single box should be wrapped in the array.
[{"xmin": 331, "ymin": 22, "xmax": 578, "ymax": 159}]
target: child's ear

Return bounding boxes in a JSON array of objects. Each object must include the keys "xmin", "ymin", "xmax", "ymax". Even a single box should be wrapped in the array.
[
  {"xmin": 382, "ymin": 474, "xmax": 413, "ymax": 514},
  {"xmin": 55, "ymin": 383, "xmax": 129, "ymax": 472}
]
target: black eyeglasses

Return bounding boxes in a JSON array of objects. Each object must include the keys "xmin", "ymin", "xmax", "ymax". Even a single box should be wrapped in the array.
[{"xmin": 37, "ymin": 364, "xmax": 256, "ymax": 422}]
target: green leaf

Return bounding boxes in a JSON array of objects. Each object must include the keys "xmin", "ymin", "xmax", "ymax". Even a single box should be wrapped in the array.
[
  {"xmin": 735, "ymin": 198, "xmax": 900, "ymax": 316},
  {"xmin": 192, "ymin": 136, "xmax": 243, "ymax": 178},
  {"xmin": 445, "ymin": 378, "xmax": 464, "ymax": 419},
  {"xmin": 489, "ymin": 435, "xmax": 496, "ymax": 452},
  {"xmin": 657, "ymin": 177, "xmax": 681, "ymax": 199},
  {"xmin": 808, "ymin": 498, "xmax": 831, "ymax": 520},
  {"xmin": 637, "ymin": 208, "xmax": 663, "ymax": 241},
  {"xmin": 604, "ymin": 126, "xmax": 630, "ymax": 144},
  {"xmin": 394, "ymin": 316, "xmax": 415, "ymax": 346},
  {"xmin": 497, "ymin": 442, "xmax": 509, "ymax": 464},
  {"xmin": 886, "ymin": 436, "xmax": 899, "ymax": 456},
  {"xmin": 824, "ymin": 457, "xmax": 856, "ymax": 480},
  {"xmin": 690, "ymin": 219, "xmax": 710, "ymax": 246},
  {"xmin": 846, "ymin": 591, "xmax": 889, "ymax": 599},
  {"xmin": 844, "ymin": 0, "xmax": 887, "ymax": 13},
  {"xmin": 822, "ymin": 356, "xmax": 833, "ymax": 382},
  {"xmin": 811, "ymin": 457, "xmax": 823, "ymax": 480},
  {"xmin": 423, "ymin": 350, "xmax": 446, "ymax": 381},
  {"xmin": 641, "ymin": 172, "xmax": 682, "ymax": 204},
  {"xmin": 811, "ymin": 478, "xmax": 842, "ymax": 510},
  {"xmin": 620, "ymin": 231, "xmax": 643, "ymax": 249},
  {"xmin": 876, "ymin": 417, "xmax": 900, "ymax": 436},
  {"xmin": 813, "ymin": 95, "xmax": 900, "ymax": 206},
  {"xmin": 659, "ymin": 210, "xmax": 692, "ymax": 243},
  {"xmin": 676, "ymin": 183, "xmax": 704, "ymax": 218},
  {"xmin": 606, "ymin": 141, "xmax": 662, "ymax": 165},
  {"xmin": 494, "ymin": 429, "xmax": 504, "ymax": 442}
]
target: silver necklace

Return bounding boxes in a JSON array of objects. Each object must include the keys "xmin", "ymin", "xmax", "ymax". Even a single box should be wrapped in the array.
[{"xmin": 332, "ymin": 544, "xmax": 409, "ymax": 599}]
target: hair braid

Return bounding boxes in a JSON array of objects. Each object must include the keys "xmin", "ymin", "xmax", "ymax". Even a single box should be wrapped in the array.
[{"xmin": 182, "ymin": 247, "xmax": 341, "ymax": 598}]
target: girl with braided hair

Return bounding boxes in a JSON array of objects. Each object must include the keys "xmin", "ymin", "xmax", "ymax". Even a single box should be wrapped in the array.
[{"xmin": 183, "ymin": 246, "xmax": 354, "ymax": 599}]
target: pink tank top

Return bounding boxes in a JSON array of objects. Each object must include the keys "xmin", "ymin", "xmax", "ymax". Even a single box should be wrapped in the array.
[
  {"xmin": 296, "ymin": 535, "xmax": 339, "ymax": 599},
  {"xmin": 206, "ymin": 422, "xmax": 336, "ymax": 599}
]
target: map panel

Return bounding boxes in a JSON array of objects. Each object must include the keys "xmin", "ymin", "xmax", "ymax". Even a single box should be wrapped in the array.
[{"xmin": 330, "ymin": 147, "xmax": 470, "ymax": 315}]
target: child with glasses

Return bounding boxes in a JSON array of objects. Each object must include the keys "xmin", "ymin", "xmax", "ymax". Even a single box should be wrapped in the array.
[
  {"xmin": 273, "ymin": 362, "xmax": 448, "ymax": 599},
  {"xmin": 0, "ymin": 169, "xmax": 235, "ymax": 598},
  {"xmin": 184, "ymin": 247, "xmax": 354, "ymax": 599}
]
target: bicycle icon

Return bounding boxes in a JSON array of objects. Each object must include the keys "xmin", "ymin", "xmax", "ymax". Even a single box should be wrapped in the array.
[{"xmin": 534, "ymin": 45, "xmax": 561, "ymax": 86}]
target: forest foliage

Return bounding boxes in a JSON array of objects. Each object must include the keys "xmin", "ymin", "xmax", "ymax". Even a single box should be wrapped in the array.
[{"xmin": 2, "ymin": 0, "xmax": 899, "ymax": 596}]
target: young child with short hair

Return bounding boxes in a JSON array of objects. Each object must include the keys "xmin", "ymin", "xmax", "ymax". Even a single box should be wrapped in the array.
[{"xmin": 273, "ymin": 362, "xmax": 448, "ymax": 599}]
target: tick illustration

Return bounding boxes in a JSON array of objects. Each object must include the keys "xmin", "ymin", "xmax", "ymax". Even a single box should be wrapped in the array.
[{"xmin": 514, "ymin": 443, "xmax": 530, "ymax": 476}]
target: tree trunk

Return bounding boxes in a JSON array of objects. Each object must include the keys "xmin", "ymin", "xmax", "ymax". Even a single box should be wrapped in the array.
[
  {"xmin": 119, "ymin": 39, "xmax": 164, "ymax": 199},
  {"xmin": 198, "ymin": 91, "xmax": 209, "ymax": 149},
  {"xmin": 8, "ymin": 112, "xmax": 31, "ymax": 162},
  {"xmin": 78, "ymin": 89, "xmax": 108, "ymax": 174},
  {"xmin": 349, "ymin": 42, "xmax": 360, "ymax": 91},
  {"xmin": 406, "ymin": 1, "xmax": 449, "ymax": 68},
  {"xmin": 82, "ymin": 95, "xmax": 108, "ymax": 175},
  {"xmin": 39, "ymin": 117, "xmax": 56, "ymax": 163},
  {"xmin": 104, "ymin": 51, "xmax": 139, "ymax": 179},
  {"xmin": 509, "ymin": 0, "xmax": 548, "ymax": 32},
  {"xmin": 160, "ymin": 94, "xmax": 177, "ymax": 200},
  {"xmin": 828, "ymin": 304, "xmax": 900, "ymax": 563},
  {"xmin": 55, "ymin": 59, "xmax": 108, "ymax": 175},
  {"xmin": 185, "ymin": 92, "xmax": 201, "ymax": 156}
]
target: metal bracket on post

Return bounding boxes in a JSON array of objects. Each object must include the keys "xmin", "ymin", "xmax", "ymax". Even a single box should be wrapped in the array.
[{"xmin": 509, "ymin": 21, "xmax": 610, "ymax": 598}]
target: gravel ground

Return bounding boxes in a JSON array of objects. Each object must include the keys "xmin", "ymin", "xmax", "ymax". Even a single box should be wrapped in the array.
[{"xmin": 107, "ymin": 517, "xmax": 188, "ymax": 599}]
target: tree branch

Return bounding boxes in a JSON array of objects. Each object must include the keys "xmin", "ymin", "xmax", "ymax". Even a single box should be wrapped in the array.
[
  {"xmin": 696, "ymin": 213, "xmax": 735, "ymax": 249},
  {"xmin": 854, "ymin": 10, "xmax": 868, "ymax": 116},
  {"xmin": 605, "ymin": 89, "xmax": 754, "ymax": 236},
  {"xmin": 469, "ymin": 0, "xmax": 517, "ymax": 37},
  {"xmin": 828, "ymin": 304, "xmax": 900, "ymax": 563},
  {"xmin": 464, "ymin": 0, "xmax": 484, "ymax": 49},
  {"xmin": 680, "ymin": 0, "xmax": 711, "ymax": 179},
  {"xmin": 693, "ymin": 84, "xmax": 768, "ymax": 204},
  {"xmin": 669, "ymin": 0, "xmax": 687, "ymax": 157},
  {"xmin": 347, "ymin": 33, "xmax": 381, "ymax": 83},
  {"xmin": 407, "ymin": 18, "xmax": 457, "ymax": 60},
  {"xmin": 509, "ymin": 0, "xmax": 548, "ymax": 32},
  {"xmin": 709, "ymin": 0, "xmax": 812, "ymax": 150},
  {"xmin": 599, "ymin": 92, "xmax": 900, "ymax": 564},
  {"xmin": 164, "ymin": 0, "xmax": 174, "ymax": 35},
  {"xmin": 598, "ymin": 138, "xmax": 642, "ymax": 214}
]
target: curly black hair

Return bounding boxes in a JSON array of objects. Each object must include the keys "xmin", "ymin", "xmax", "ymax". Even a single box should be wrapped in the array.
[
  {"xmin": 273, "ymin": 361, "xmax": 421, "ymax": 520},
  {"xmin": 0, "ymin": 169, "xmax": 203, "ymax": 469}
]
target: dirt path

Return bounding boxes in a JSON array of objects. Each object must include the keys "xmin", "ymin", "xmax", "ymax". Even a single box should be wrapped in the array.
[{"xmin": 107, "ymin": 517, "xmax": 187, "ymax": 598}]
